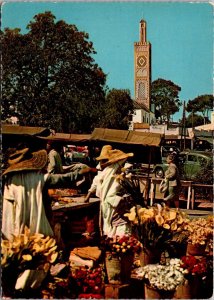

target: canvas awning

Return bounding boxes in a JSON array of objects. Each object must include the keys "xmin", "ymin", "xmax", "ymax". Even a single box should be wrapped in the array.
[
  {"xmin": 194, "ymin": 123, "xmax": 214, "ymax": 131},
  {"xmin": 40, "ymin": 132, "xmax": 91, "ymax": 144},
  {"xmin": 90, "ymin": 128, "xmax": 163, "ymax": 147},
  {"xmin": 2, "ymin": 124, "xmax": 50, "ymax": 136}
]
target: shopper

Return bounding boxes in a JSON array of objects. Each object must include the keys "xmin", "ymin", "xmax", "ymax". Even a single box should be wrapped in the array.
[
  {"xmin": 163, "ymin": 154, "xmax": 181, "ymax": 208},
  {"xmin": 46, "ymin": 140, "xmax": 64, "ymax": 174}
]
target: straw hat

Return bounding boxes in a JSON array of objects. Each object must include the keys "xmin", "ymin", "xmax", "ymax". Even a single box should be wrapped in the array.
[
  {"xmin": 3, "ymin": 148, "xmax": 48, "ymax": 176},
  {"xmin": 102, "ymin": 149, "xmax": 134, "ymax": 167},
  {"xmin": 96, "ymin": 145, "xmax": 112, "ymax": 161}
]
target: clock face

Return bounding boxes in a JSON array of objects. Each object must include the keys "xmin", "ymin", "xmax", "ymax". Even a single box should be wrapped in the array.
[{"xmin": 137, "ymin": 55, "xmax": 147, "ymax": 67}]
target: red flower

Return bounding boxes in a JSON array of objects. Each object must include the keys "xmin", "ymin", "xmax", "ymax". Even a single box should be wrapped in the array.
[
  {"xmin": 181, "ymin": 256, "xmax": 208, "ymax": 276},
  {"xmin": 78, "ymin": 293, "xmax": 103, "ymax": 299}
]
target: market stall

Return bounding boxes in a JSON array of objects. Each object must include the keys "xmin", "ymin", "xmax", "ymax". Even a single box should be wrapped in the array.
[{"xmin": 50, "ymin": 191, "xmax": 100, "ymax": 251}]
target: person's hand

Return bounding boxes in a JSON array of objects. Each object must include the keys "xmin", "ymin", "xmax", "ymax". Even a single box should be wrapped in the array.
[
  {"xmin": 79, "ymin": 166, "xmax": 91, "ymax": 175},
  {"xmin": 84, "ymin": 192, "xmax": 91, "ymax": 203},
  {"xmin": 84, "ymin": 196, "xmax": 90, "ymax": 203}
]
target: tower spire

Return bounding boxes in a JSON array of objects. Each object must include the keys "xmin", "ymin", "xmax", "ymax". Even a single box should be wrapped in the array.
[{"xmin": 140, "ymin": 20, "xmax": 146, "ymax": 43}]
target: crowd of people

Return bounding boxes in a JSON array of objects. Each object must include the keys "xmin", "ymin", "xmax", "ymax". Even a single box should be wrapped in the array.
[{"xmin": 2, "ymin": 141, "xmax": 181, "ymax": 239}]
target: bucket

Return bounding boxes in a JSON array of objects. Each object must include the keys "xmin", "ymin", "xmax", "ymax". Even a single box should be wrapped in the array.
[
  {"xmin": 144, "ymin": 284, "xmax": 174, "ymax": 299},
  {"xmin": 186, "ymin": 243, "xmax": 206, "ymax": 256},
  {"xmin": 105, "ymin": 252, "xmax": 122, "ymax": 284},
  {"xmin": 139, "ymin": 248, "xmax": 161, "ymax": 267}
]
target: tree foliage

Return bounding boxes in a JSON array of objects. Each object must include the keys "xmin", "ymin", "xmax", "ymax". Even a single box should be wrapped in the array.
[
  {"xmin": 2, "ymin": 12, "xmax": 107, "ymax": 133},
  {"xmin": 184, "ymin": 113, "xmax": 204, "ymax": 128},
  {"xmin": 100, "ymin": 89, "xmax": 134, "ymax": 130},
  {"xmin": 186, "ymin": 94, "xmax": 213, "ymax": 123},
  {"xmin": 151, "ymin": 78, "xmax": 181, "ymax": 124}
]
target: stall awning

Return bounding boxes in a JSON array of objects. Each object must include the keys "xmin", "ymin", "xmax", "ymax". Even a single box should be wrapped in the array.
[
  {"xmin": 90, "ymin": 128, "xmax": 163, "ymax": 147},
  {"xmin": 40, "ymin": 132, "xmax": 92, "ymax": 143},
  {"xmin": 2, "ymin": 124, "xmax": 50, "ymax": 136},
  {"xmin": 194, "ymin": 123, "xmax": 214, "ymax": 132}
]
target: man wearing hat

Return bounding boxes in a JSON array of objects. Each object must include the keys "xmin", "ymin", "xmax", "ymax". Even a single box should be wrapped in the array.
[
  {"xmin": 2, "ymin": 147, "xmax": 91, "ymax": 241},
  {"xmin": 84, "ymin": 145, "xmax": 112, "ymax": 202},
  {"xmin": 95, "ymin": 148, "xmax": 134, "ymax": 238}
]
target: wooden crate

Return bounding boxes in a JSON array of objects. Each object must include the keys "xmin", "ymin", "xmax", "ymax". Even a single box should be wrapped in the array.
[{"xmin": 105, "ymin": 284, "xmax": 130, "ymax": 299}]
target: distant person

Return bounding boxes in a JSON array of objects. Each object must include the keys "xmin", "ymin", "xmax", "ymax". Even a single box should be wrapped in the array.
[
  {"xmin": 163, "ymin": 154, "xmax": 181, "ymax": 208},
  {"xmin": 46, "ymin": 141, "xmax": 64, "ymax": 174}
]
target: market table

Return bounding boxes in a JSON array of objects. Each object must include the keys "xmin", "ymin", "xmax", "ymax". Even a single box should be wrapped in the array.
[{"xmin": 51, "ymin": 196, "xmax": 100, "ymax": 251}]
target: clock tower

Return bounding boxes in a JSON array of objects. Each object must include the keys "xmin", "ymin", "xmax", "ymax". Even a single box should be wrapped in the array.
[{"xmin": 134, "ymin": 20, "xmax": 151, "ymax": 110}]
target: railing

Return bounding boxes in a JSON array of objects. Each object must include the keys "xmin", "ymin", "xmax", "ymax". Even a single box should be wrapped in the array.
[{"xmin": 135, "ymin": 175, "xmax": 213, "ymax": 210}]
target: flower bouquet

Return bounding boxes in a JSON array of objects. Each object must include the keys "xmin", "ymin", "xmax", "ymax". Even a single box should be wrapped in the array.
[
  {"xmin": 124, "ymin": 204, "xmax": 189, "ymax": 264},
  {"xmin": 102, "ymin": 234, "xmax": 142, "ymax": 284},
  {"xmin": 71, "ymin": 265, "xmax": 105, "ymax": 298},
  {"xmin": 174, "ymin": 255, "xmax": 212, "ymax": 299},
  {"xmin": 180, "ymin": 255, "xmax": 208, "ymax": 277},
  {"xmin": 1, "ymin": 226, "xmax": 59, "ymax": 297},
  {"xmin": 115, "ymin": 168, "xmax": 146, "ymax": 207},
  {"xmin": 136, "ymin": 258, "xmax": 186, "ymax": 299},
  {"xmin": 184, "ymin": 216, "xmax": 213, "ymax": 256}
]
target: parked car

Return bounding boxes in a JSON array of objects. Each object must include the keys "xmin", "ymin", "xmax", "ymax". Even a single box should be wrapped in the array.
[
  {"xmin": 161, "ymin": 145, "xmax": 180, "ymax": 162},
  {"xmin": 153, "ymin": 150, "xmax": 213, "ymax": 183}
]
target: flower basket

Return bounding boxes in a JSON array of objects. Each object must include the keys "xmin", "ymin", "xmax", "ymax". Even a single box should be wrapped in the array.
[
  {"xmin": 144, "ymin": 284, "xmax": 174, "ymax": 299},
  {"xmin": 186, "ymin": 242, "xmax": 206, "ymax": 256},
  {"xmin": 120, "ymin": 253, "xmax": 134, "ymax": 283},
  {"xmin": 174, "ymin": 279, "xmax": 191, "ymax": 299},
  {"xmin": 105, "ymin": 252, "xmax": 122, "ymax": 284},
  {"xmin": 105, "ymin": 252, "xmax": 134, "ymax": 284},
  {"xmin": 139, "ymin": 248, "xmax": 161, "ymax": 267},
  {"xmin": 174, "ymin": 277, "xmax": 200, "ymax": 299}
]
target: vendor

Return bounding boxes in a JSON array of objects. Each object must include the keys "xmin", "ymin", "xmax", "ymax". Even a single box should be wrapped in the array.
[
  {"xmin": 2, "ymin": 146, "xmax": 91, "ymax": 241},
  {"xmin": 96, "ymin": 148, "xmax": 134, "ymax": 238},
  {"xmin": 84, "ymin": 145, "xmax": 112, "ymax": 202}
]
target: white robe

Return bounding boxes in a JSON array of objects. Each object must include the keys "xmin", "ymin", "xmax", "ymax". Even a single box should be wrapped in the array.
[
  {"xmin": 96, "ymin": 160, "xmax": 132, "ymax": 238},
  {"xmin": 2, "ymin": 171, "xmax": 53, "ymax": 241}
]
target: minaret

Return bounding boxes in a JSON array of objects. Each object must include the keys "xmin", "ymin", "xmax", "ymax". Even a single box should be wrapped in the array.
[{"xmin": 134, "ymin": 20, "xmax": 151, "ymax": 110}]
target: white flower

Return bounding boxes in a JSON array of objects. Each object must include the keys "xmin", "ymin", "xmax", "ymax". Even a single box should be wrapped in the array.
[{"xmin": 140, "ymin": 259, "xmax": 184, "ymax": 291}]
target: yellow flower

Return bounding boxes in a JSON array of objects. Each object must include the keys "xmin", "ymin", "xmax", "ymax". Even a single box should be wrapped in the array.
[
  {"xmin": 163, "ymin": 223, "xmax": 170, "ymax": 230},
  {"xmin": 167, "ymin": 210, "xmax": 177, "ymax": 221},
  {"xmin": 47, "ymin": 252, "xmax": 58, "ymax": 263},
  {"xmin": 155, "ymin": 214, "xmax": 164, "ymax": 226},
  {"xmin": 22, "ymin": 254, "xmax": 32, "ymax": 261},
  {"xmin": 44, "ymin": 245, "xmax": 58, "ymax": 256},
  {"xmin": 170, "ymin": 221, "xmax": 178, "ymax": 231},
  {"xmin": 140, "ymin": 208, "xmax": 154, "ymax": 222},
  {"xmin": 124, "ymin": 207, "xmax": 137, "ymax": 223}
]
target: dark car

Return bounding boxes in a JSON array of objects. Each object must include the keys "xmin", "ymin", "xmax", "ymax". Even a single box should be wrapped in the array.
[{"xmin": 153, "ymin": 150, "xmax": 213, "ymax": 183}]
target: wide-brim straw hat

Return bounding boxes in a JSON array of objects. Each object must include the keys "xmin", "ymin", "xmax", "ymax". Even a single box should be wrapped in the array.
[
  {"xmin": 3, "ymin": 148, "xmax": 48, "ymax": 176},
  {"xmin": 96, "ymin": 145, "xmax": 112, "ymax": 161},
  {"xmin": 102, "ymin": 149, "xmax": 134, "ymax": 167}
]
